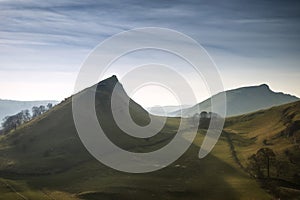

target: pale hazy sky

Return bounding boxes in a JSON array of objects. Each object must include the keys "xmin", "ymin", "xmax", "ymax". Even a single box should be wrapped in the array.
[{"xmin": 0, "ymin": 0, "xmax": 300, "ymax": 107}]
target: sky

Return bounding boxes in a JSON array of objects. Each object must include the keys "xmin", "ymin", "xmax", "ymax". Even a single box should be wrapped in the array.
[{"xmin": 0, "ymin": 0, "xmax": 300, "ymax": 107}]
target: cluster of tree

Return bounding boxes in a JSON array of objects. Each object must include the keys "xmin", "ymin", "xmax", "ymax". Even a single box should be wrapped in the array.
[
  {"xmin": 1, "ymin": 103, "xmax": 53, "ymax": 134},
  {"xmin": 247, "ymin": 147, "xmax": 288, "ymax": 179},
  {"xmin": 191, "ymin": 111, "xmax": 222, "ymax": 129}
]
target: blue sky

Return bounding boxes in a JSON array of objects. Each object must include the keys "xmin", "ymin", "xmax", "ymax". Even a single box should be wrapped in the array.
[{"xmin": 0, "ymin": 0, "xmax": 300, "ymax": 106}]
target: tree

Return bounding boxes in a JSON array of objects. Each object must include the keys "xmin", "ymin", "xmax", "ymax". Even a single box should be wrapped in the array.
[
  {"xmin": 1, "ymin": 110, "xmax": 31, "ymax": 134},
  {"xmin": 32, "ymin": 105, "xmax": 47, "ymax": 118},
  {"xmin": 22, "ymin": 109, "xmax": 31, "ymax": 121},
  {"xmin": 256, "ymin": 148, "xmax": 276, "ymax": 178},
  {"xmin": 47, "ymin": 103, "xmax": 53, "ymax": 110},
  {"xmin": 2, "ymin": 115, "xmax": 17, "ymax": 133},
  {"xmin": 275, "ymin": 160, "xmax": 289, "ymax": 178},
  {"xmin": 32, "ymin": 106, "xmax": 40, "ymax": 118},
  {"xmin": 247, "ymin": 148, "xmax": 276, "ymax": 178},
  {"xmin": 247, "ymin": 154, "xmax": 263, "ymax": 178},
  {"xmin": 39, "ymin": 105, "xmax": 46, "ymax": 114}
]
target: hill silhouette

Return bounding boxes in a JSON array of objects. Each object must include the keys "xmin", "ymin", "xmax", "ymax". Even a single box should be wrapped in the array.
[{"xmin": 170, "ymin": 84, "xmax": 299, "ymax": 117}]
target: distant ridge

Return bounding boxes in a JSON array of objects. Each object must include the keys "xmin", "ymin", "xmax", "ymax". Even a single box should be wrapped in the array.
[
  {"xmin": 170, "ymin": 84, "xmax": 299, "ymax": 117},
  {"xmin": 146, "ymin": 105, "xmax": 192, "ymax": 116}
]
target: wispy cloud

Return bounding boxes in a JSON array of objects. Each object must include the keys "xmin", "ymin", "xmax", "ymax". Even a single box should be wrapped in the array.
[
  {"xmin": 0, "ymin": 0, "xmax": 300, "ymax": 101},
  {"xmin": 1, "ymin": 0, "xmax": 299, "ymax": 60}
]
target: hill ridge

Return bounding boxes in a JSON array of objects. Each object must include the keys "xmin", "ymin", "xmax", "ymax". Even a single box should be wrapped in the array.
[{"xmin": 170, "ymin": 84, "xmax": 299, "ymax": 117}]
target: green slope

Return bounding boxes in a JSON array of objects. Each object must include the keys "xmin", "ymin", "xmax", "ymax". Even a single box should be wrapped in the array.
[
  {"xmin": 0, "ymin": 76, "xmax": 274, "ymax": 199},
  {"xmin": 225, "ymin": 100, "xmax": 300, "ymax": 199}
]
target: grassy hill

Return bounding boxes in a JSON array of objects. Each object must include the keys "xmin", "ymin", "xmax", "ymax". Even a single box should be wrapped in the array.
[
  {"xmin": 1, "ymin": 76, "xmax": 299, "ymax": 199},
  {"xmin": 170, "ymin": 84, "xmax": 299, "ymax": 117},
  {"xmin": 225, "ymin": 100, "xmax": 300, "ymax": 198}
]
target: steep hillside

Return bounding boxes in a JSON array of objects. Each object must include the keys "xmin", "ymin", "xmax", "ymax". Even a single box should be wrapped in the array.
[
  {"xmin": 0, "ymin": 75, "xmax": 172, "ymax": 174},
  {"xmin": 171, "ymin": 84, "xmax": 299, "ymax": 117},
  {"xmin": 0, "ymin": 76, "xmax": 270, "ymax": 200}
]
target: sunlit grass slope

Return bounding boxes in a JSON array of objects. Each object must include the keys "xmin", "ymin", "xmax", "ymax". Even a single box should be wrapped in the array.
[{"xmin": 225, "ymin": 100, "xmax": 300, "ymax": 198}]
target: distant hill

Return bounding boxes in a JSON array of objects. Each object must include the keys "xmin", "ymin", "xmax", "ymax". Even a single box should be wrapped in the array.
[
  {"xmin": 146, "ymin": 105, "xmax": 191, "ymax": 116},
  {"xmin": 0, "ymin": 99, "xmax": 58, "ymax": 123},
  {"xmin": 170, "ymin": 84, "xmax": 299, "ymax": 117}
]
